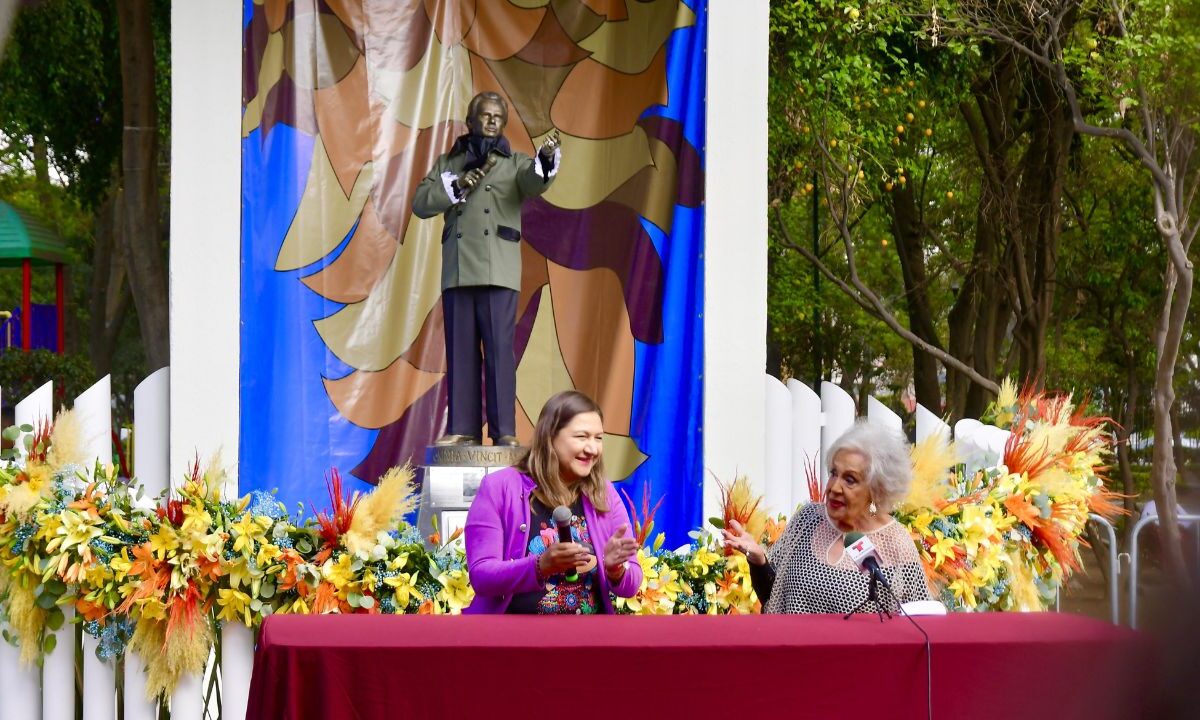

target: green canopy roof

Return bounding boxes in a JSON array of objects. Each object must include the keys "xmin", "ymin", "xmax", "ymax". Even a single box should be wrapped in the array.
[{"xmin": 0, "ymin": 200, "xmax": 70, "ymax": 267}]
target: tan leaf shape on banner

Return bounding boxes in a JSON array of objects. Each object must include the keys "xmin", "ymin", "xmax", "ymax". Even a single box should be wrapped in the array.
[
  {"xmin": 515, "ymin": 285, "xmax": 574, "ymax": 420},
  {"xmin": 509, "ymin": 0, "xmax": 551, "ymax": 8},
  {"xmin": 299, "ymin": 197, "xmax": 397, "ymax": 304},
  {"xmin": 371, "ymin": 120, "xmax": 465, "ymax": 246},
  {"xmin": 313, "ymin": 214, "xmax": 443, "ymax": 372},
  {"xmin": 577, "ymin": 0, "xmax": 695, "ymax": 74},
  {"xmin": 380, "ymin": 33, "xmax": 473, "ymax": 131},
  {"xmin": 242, "ymin": 31, "xmax": 285, "ymax": 138},
  {"xmin": 539, "ymin": 127, "xmax": 653, "ymax": 210},
  {"xmin": 461, "ymin": 3, "xmax": 546, "ymax": 61},
  {"xmin": 547, "ymin": 262, "xmax": 634, "ymax": 434},
  {"xmin": 359, "ymin": 0, "xmax": 429, "ymax": 75},
  {"xmin": 601, "ymin": 433, "xmax": 648, "ymax": 482},
  {"xmin": 423, "ymin": 0, "xmax": 477, "ymax": 48},
  {"xmin": 551, "ymin": 47, "xmax": 668, "ymax": 140},
  {"xmin": 314, "ymin": 55, "xmax": 372, "ymax": 197},
  {"xmin": 483, "ymin": 54, "xmax": 574, "ymax": 141},
  {"xmin": 275, "ymin": 143, "xmax": 374, "ymax": 272},
  {"xmin": 323, "ymin": 358, "xmax": 443, "ymax": 429},
  {"xmin": 549, "ymin": 0, "xmax": 607, "ymax": 42},
  {"xmin": 283, "ymin": 10, "xmax": 362, "ymax": 91},
  {"xmin": 604, "ymin": 137, "xmax": 679, "ymax": 233}
]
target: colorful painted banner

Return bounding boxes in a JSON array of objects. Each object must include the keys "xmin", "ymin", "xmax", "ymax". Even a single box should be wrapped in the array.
[{"xmin": 241, "ymin": 0, "xmax": 706, "ymax": 544}]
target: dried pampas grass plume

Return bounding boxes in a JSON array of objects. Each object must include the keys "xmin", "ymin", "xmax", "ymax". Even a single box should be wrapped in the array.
[
  {"xmin": 345, "ymin": 464, "xmax": 416, "ymax": 555},
  {"xmin": 46, "ymin": 408, "xmax": 84, "ymax": 469},
  {"xmin": 900, "ymin": 432, "xmax": 959, "ymax": 512}
]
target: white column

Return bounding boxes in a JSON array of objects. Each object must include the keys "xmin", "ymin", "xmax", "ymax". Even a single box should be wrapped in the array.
[
  {"xmin": 74, "ymin": 376, "xmax": 112, "ymax": 474},
  {"xmin": 704, "ymin": 0, "xmax": 769, "ymax": 523},
  {"xmin": 763, "ymin": 375, "xmax": 792, "ymax": 515},
  {"xmin": 220, "ymin": 623, "xmax": 255, "ymax": 720},
  {"xmin": 41, "ymin": 606, "xmax": 75, "ymax": 720},
  {"xmin": 787, "ymin": 379, "xmax": 822, "ymax": 510},
  {"xmin": 13, "ymin": 380, "xmax": 53, "ymax": 462},
  {"xmin": 820, "ymin": 381, "xmax": 856, "ymax": 461},
  {"xmin": 867, "ymin": 395, "xmax": 903, "ymax": 433},
  {"xmin": 169, "ymin": 0, "xmax": 241, "ymax": 487},
  {"xmin": 133, "ymin": 367, "xmax": 171, "ymax": 499},
  {"xmin": 81, "ymin": 638, "xmax": 115, "ymax": 720}
]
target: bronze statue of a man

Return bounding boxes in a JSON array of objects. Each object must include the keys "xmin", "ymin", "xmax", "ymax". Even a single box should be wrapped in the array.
[{"xmin": 413, "ymin": 92, "xmax": 561, "ymax": 447}]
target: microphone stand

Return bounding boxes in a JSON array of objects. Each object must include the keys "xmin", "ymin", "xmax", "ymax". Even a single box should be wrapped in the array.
[{"xmin": 843, "ymin": 568, "xmax": 893, "ymax": 622}]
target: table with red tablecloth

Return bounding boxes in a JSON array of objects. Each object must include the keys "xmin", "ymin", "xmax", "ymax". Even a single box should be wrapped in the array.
[{"xmin": 246, "ymin": 612, "xmax": 1153, "ymax": 720}]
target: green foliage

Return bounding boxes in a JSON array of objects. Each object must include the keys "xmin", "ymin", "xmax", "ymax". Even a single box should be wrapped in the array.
[{"xmin": 0, "ymin": 349, "xmax": 95, "ymax": 411}]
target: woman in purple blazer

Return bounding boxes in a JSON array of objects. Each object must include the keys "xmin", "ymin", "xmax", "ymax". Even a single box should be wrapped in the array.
[{"xmin": 463, "ymin": 391, "xmax": 643, "ymax": 614}]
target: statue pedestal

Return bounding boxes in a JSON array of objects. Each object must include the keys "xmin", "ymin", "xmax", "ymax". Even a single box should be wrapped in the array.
[{"xmin": 416, "ymin": 445, "xmax": 525, "ymax": 550}]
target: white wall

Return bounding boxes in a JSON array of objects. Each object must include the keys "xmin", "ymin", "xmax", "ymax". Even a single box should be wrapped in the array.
[
  {"xmin": 704, "ymin": 0, "xmax": 769, "ymax": 520},
  {"xmin": 169, "ymin": 0, "xmax": 242, "ymax": 487}
]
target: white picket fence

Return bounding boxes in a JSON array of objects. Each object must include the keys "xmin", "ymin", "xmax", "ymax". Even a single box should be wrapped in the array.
[
  {"xmin": 760, "ymin": 377, "xmax": 1013, "ymax": 516},
  {"xmin": 0, "ymin": 369, "xmax": 255, "ymax": 720}
]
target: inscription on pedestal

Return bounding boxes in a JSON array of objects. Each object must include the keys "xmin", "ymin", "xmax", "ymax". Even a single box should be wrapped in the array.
[{"xmin": 424, "ymin": 444, "xmax": 526, "ymax": 468}]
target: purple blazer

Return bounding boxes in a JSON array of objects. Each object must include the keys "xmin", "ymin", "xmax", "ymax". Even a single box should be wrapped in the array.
[{"xmin": 463, "ymin": 466, "xmax": 643, "ymax": 614}]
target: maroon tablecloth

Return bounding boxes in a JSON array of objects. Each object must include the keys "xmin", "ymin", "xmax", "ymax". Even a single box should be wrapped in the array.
[{"xmin": 246, "ymin": 613, "xmax": 1152, "ymax": 720}]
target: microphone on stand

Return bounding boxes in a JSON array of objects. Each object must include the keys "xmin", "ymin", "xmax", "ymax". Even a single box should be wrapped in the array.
[
  {"xmin": 843, "ymin": 531, "xmax": 889, "ymax": 589},
  {"xmin": 553, "ymin": 505, "xmax": 579, "ymax": 582}
]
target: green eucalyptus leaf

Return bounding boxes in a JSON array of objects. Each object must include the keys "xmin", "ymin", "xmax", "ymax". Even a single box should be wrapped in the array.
[{"xmin": 43, "ymin": 633, "xmax": 57, "ymax": 654}]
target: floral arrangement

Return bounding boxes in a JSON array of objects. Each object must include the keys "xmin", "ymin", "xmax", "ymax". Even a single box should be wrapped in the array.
[
  {"xmin": 0, "ymin": 412, "xmax": 471, "ymax": 700},
  {"xmin": 0, "ymin": 383, "xmax": 1122, "ymax": 699},
  {"xmin": 894, "ymin": 381, "xmax": 1124, "ymax": 611}
]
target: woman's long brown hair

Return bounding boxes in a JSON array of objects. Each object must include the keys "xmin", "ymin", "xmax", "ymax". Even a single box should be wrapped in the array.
[{"xmin": 515, "ymin": 391, "xmax": 609, "ymax": 513}]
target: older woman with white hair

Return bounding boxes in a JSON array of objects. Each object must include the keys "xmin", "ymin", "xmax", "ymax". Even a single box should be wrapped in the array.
[{"xmin": 723, "ymin": 421, "xmax": 931, "ymax": 614}]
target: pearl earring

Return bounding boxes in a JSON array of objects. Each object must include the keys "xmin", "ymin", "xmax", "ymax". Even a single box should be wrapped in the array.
[{"xmin": 869, "ymin": 501, "xmax": 878, "ymax": 515}]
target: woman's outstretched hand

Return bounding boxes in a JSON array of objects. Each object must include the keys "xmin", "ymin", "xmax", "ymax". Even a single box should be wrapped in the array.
[{"xmin": 722, "ymin": 519, "xmax": 767, "ymax": 565}]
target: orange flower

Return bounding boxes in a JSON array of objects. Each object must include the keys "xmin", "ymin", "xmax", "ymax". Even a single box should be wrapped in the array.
[
  {"xmin": 312, "ymin": 582, "xmax": 342, "ymax": 614},
  {"xmin": 75, "ymin": 597, "xmax": 107, "ymax": 623},
  {"xmin": 417, "ymin": 599, "xmax": 436, "ymax": 615}
]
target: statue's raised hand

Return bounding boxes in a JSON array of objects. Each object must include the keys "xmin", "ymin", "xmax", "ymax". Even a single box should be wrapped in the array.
[{"xmin": 539, "ymin": 129, "xmax": 560, "ymax": 158}]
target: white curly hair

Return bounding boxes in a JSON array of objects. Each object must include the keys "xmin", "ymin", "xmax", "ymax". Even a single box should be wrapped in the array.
[{"xmin": 825, "ymin": 420, "xmax": 912, "ymax": 512}]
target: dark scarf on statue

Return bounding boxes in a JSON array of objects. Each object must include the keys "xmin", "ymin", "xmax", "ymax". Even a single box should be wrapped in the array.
[{"xmin": 450, "ymin": 134, "xmax": 512, "ymax": 171}]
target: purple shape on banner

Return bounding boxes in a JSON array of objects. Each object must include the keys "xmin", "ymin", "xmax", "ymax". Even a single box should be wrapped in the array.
[{"xmin": 522, "ymin": 199, "xmax": 666, "ymax": 344}]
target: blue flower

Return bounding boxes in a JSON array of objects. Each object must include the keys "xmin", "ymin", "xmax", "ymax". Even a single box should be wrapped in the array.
[{"xmin": 246, "ymin": 490, "xmax": 285, "ymax": 520}]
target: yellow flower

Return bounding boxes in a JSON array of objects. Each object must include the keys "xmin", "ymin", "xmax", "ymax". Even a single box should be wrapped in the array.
[
  {"xmin": 216, "ymin": 588, "xmax": 254, "ymax": 626},
  {"xmin": 148, "ymin": 525, "xmax": 181, "ymax": 559},
  {"xmin": 180, "ymin": 502, "xmax": 214, "ymax": 536},
  {"xmin": 688, "ymin": 546, "xmax": 721, "ymax": 576},
  {"xmin": 321, "ymin": 554, "xmax": 355, "ymax": 591},
  {"xmin": 229, "ymin": 514, "xmax": 272, "ymax": 555},
  {"xmin": 948, "ymin": 578, "xmax": 979, "ymax": 609},
  {"xmin": 384, "ymin": 571, "xmax": 423, "ymax": 609},
  {"xmin": 137, "ymin": 598, "xmax": 169, "ymax": 621},
  {"xmin": 55, "ymin": 510, "xmax": 103, "ymax": 553},
  {"xmin": 437, "ymin": 569, "xmax": 474, "ymax": 614},
  {"xmin": 256, "ymin": 542, "xmax": 283, "ymax": 569},
  {"xmin": 109, "ymin": 548, "xmax": 133, "ymax": 578},
  {"xmin": 929, "ymin": 531, "xmax": 956, "ymax": 568},
  {"xmin": 910, "ymin": 512, "xmax": 935, "ymax": 538}
]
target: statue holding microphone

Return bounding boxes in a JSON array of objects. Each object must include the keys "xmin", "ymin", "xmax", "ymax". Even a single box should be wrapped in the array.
[{"xmin": 413, "ymin": 92, "xmax": 561, "ymax": 447}]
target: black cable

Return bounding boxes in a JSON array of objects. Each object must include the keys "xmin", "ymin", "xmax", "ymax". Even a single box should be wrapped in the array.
[{"xmin": 879, "ymin": 580, "xmax": 933, "ymax": 720}]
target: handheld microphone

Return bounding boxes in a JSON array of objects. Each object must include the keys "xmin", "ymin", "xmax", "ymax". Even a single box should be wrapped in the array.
[{"xmin": 552, "ymin": 505, "xmax": 579, "ymax": 582}]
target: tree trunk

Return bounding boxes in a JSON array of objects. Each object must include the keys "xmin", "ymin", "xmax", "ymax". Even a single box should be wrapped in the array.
[
  {"xmin": 116, "ymin": 0, "xmax": 169, "ymax": 372},
  {"xmin": 889, "ymin": 178, "xmax": 943, "ymax": 412},
  {"xmin": 1149, "ymin": 227, "xmax": 1193, "ymax": 585},
  {"xmin": 88, "ymin": 186, "xmax": 132, "ymax": 376}
]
